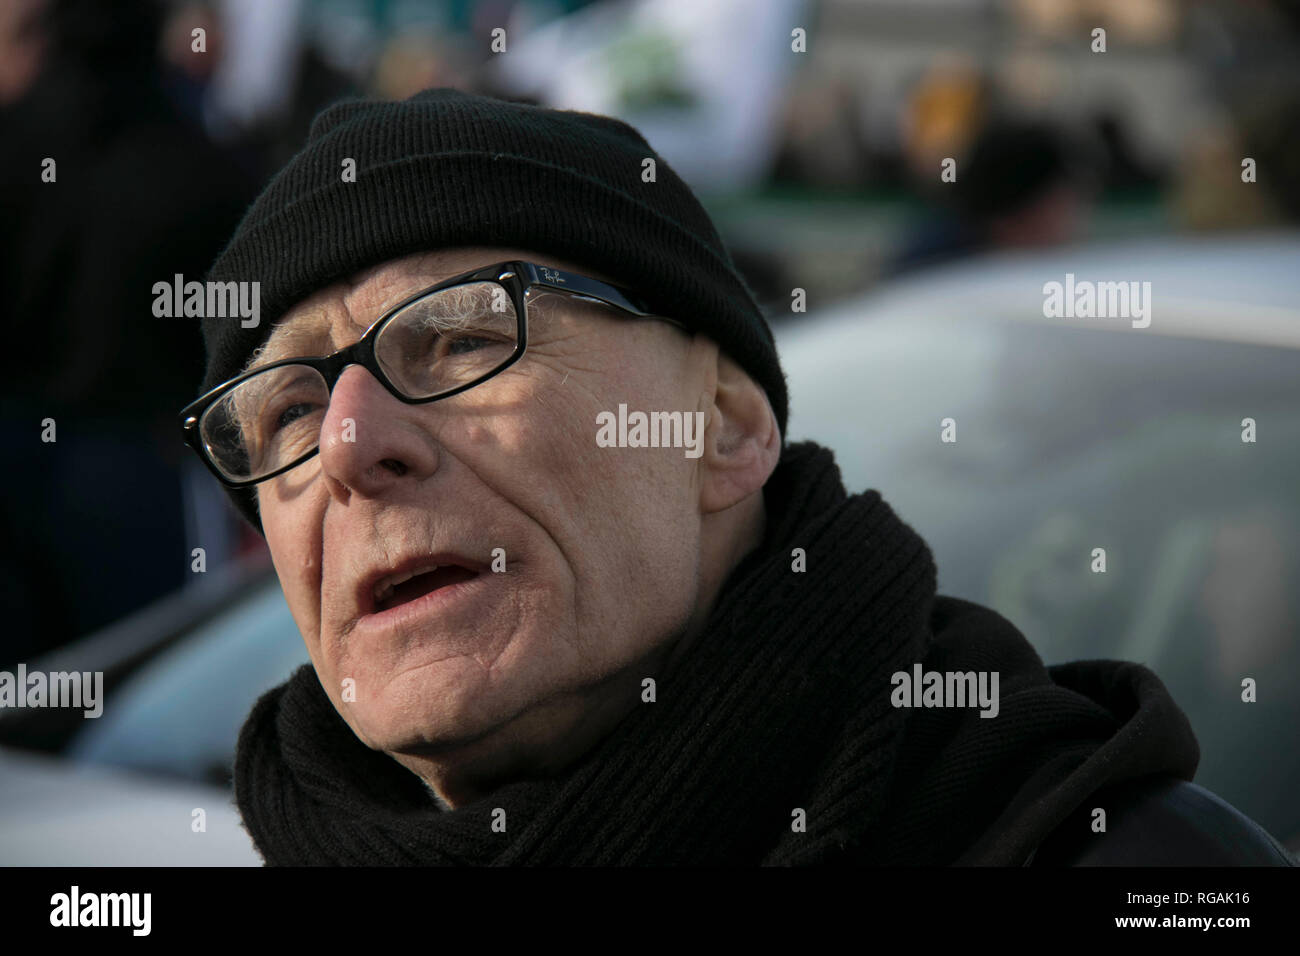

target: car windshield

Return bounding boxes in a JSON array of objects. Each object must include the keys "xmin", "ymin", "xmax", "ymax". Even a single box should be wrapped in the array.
[{"xmin": 67, "ymin": 577, "xmax": 307, "ymax": 786}]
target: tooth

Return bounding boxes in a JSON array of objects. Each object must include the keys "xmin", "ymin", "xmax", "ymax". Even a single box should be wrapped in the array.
[{"xmin": 373, "ymin": 562, "xmax": 443, "ymax": 606}]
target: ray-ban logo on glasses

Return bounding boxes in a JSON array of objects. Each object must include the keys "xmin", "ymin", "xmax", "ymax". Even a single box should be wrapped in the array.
[
  {"xmin": 539, "ymin": 267, "xmax": 566, "ymax": 284},
  {"xmin": 152, "ymin": 273, "xmax": 260, "ymax": 328}
]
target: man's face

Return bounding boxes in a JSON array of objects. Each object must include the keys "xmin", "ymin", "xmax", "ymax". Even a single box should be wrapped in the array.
[{"xmin": 255, "ymin": 247, "xmax": 719, "ymax": 802}]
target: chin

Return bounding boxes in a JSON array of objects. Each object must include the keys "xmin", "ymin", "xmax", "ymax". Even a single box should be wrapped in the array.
[{"xmin": 339, "ymin": 659, "xmax": 531, "ymax": 756}]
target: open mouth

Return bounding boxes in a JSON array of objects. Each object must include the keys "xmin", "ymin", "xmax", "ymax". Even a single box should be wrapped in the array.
[{"xmin": 372, "ymin": 563, "xmax": 480, "ymax": 614}]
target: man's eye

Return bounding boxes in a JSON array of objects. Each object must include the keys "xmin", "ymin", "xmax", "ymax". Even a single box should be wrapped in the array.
[
  {"xmin": 274, "ymin": 402, "xmax": 318, "ymax": 431},
  {"xmin": 444, "ymin": 334, "xmax": 496, "ymax": 356}
]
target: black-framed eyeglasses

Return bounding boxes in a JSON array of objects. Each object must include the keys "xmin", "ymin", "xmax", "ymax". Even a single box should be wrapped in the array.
[{"xmin": 179, "ymin": 260, "xmax": 685, "ymax": 487}]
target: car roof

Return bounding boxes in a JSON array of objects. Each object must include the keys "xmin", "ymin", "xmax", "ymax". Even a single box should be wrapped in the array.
[{"xmin": 775, "ymin": 231, "xmax": 1300, "ymax": 353}]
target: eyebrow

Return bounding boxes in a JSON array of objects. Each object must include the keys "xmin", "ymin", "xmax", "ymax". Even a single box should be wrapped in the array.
[
  {"xmin": 246, "ymin": 271, "xmax": 458, "ymax": 372},
  {"xmin": 244, "ymin": 319, "xmax": 334, "ymax": 373},
  {"xmin": 243, "ymin": 262, "xmax": 612, "ymax": 374}
]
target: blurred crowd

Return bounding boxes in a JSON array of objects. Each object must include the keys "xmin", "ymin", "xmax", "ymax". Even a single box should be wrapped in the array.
[{"xmin": 3, "ymin": 0, "xmax": 1299, "ymax": 661}]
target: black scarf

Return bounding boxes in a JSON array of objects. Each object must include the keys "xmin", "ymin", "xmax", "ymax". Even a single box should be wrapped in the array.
[{"xmin": 234, "ymin": 441, "xmax": 1198, "ymax": 865}]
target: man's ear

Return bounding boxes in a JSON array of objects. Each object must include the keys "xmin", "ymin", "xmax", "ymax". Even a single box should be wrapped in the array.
[{"xmin": 700, "ymin": 353, "xmax": 781, "ymax": 514}]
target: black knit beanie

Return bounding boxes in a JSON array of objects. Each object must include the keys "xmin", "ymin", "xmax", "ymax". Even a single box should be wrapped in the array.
[{"xmin": 200, "ymin": 87, "xmax": 787, "ymax": 531}]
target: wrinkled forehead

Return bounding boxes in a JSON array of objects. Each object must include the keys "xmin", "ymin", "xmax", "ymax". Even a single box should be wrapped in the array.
[{"xmin": 248, "ymin": 247, "xmax": 622, "ymax": 371}]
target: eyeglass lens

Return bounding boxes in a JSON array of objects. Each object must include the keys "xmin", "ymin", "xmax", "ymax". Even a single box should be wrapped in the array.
[{"xmin": 197, "ymin": 280, "xmax": 520, "ymax": 482}]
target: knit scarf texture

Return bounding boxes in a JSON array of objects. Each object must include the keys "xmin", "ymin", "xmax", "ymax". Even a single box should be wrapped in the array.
[{"xmin": 234, "ymin": 441, "xmax": 1199, "ymax": 865}]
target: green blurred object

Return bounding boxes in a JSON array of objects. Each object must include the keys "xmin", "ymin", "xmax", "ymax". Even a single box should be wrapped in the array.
[
  {"xmin": 604, "ymin": 25, "xmax": 697, "ymax": 113},
  {"xmin": 308, "ymin": 0, "xmax": 603, "ymax": 36}
]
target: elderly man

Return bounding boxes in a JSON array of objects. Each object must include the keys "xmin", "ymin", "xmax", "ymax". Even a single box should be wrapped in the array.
[{"xmin": 183, "ymin": 88, "xmax": 1293, "ymax": 866}]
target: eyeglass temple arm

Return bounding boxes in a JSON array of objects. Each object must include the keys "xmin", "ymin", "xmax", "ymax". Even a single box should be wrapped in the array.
[{"xmin": 521, "ymin": 263, "xmax": 664, "ymax": 320}]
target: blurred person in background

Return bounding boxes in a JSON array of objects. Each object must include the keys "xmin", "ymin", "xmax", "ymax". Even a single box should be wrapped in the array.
[
  {"xmin": 1175, "ymin": 0, "xmax": 1300, "ymax": 230},
  {"xmin": 892, "ymin": 116, "xmax": 1099, "ymax": 275},
  {"xmin": 0, "ymin": 0, "xmax": 255, "ymax": 664}
]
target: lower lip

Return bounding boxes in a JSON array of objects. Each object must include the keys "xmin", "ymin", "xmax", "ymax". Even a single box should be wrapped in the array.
[{"xmin": 353, "ymin": 572, "xmax": 489, "ymax": 638}]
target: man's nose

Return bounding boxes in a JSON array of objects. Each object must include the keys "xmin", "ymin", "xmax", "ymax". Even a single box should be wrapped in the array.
[{"xmin": 317, "ymin": 364, "xmax": 440, "ymax": 503}]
